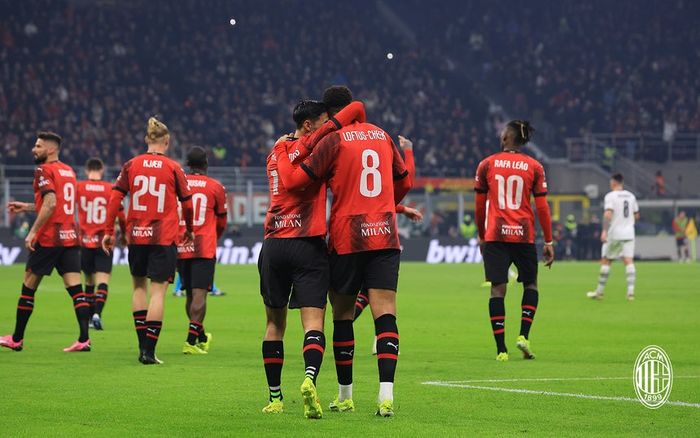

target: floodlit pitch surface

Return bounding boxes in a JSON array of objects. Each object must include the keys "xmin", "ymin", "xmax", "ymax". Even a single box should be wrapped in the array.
[{"xmin": 0, "ymin": 262, "xmax": 698, "ymax": 436}]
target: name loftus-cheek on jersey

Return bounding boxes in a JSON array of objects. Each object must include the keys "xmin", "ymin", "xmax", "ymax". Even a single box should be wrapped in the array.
[
  {"xmin": 341, "ymin": 129, "xmax": 387, "ymax": 142},
  {"xmin": 360, "ymin": 220, "xmax": 393, "ymax": 237}
]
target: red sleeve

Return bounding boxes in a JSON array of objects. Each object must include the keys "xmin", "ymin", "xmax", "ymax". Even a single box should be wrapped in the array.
[
  {"xmin": 404, "ymin": 149, "xmax": 415, "ymax": 187},
  {"xmin": 475, "ymin": 192, "xmax": 487, "ymax": 240},
  {"xmin": 173, "ymin": 164, "xmax": 192, "ymax": 202},
  {"xmin": 393, "ymin": 173, "xmax": 412, "ymax": 205},
  {"xmin": 113, "ymin": 161, "xmax": 131, "ymax": 195},
  {"xmin": 535, "ymin": 196, "xmax": 553, "ymax": 242},
  {"xmin": 279, "ymin": 133, "xmax": 340, "ymax": 191},
  {"xmin": 391, "ymin": 139, "xmax": 409, "ymax": 181},
  {"xmin": 292, "ymin": 101, "xmax": 366, "ymax": 164},
  {"xmin": 35, "ymin": 166, "xmax": 56, "ymax": 197},
  {"xmin": 181, "ymin": 197, "xmax": 194, "ymax": 233},
  {"xmin": 117, "ymin": 206, "xmax": 127, "ymax": 236},
  {"xmin": 474, "ymin": 159, "xmax": 489, "ymax": 194},
  {"xmin": 396, "ymin": 204, "xmax": 406, "ymax": 214},
  {"xmin": 105, "ymin": 188, "xmax": 126, "ymax": 235},
  {"xmin": 215, "ymin": 184, "xmax": 227, "ymax": 239},
  {"xmin": 533, "ymin": 162, "xmax": 548, "ymax": 197}
]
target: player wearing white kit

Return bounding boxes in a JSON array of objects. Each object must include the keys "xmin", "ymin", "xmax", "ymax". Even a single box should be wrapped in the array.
[{"xmin": 587, "ymin": 173, "xmax": 639, "ymax": 301}]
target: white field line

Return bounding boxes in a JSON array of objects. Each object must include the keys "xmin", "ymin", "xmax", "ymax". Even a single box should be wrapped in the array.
[
  {"xmin": 428, "ymin": 375, "xmax": 700, "ymax": 384},
  {"xmin": 422, "ymin": 377, "xmax": 700, "ymax": 409}
]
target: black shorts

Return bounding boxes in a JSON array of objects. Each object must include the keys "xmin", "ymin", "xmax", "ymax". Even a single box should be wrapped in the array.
[
  {"xmin": 80, "ymin": 247, "xmax": 113, "ymax": 274},
  {"xmin": 258, "ymin": 237, "xmax": 329, "ymax": 309},
  {"xmin": 177, "ymin": 258, "xmax": 216, "ymax": 292},
  {"xmin": 128, "ymin": 244, "xmax": 177, "ymax": 283},
  {"xmin": 26, "ymin": 245, "xmax": 81, "ymax": 277},
  {"xmin": 482, "ymin": 242, "xmax": 538, "ymax": 285},
  {"xmin": 676, "ymin": 238, "xmax": 687, "ymax": 248},
  {"xmin": 329, "ymin": 249, "xmax": 401, "ymax": 295}
]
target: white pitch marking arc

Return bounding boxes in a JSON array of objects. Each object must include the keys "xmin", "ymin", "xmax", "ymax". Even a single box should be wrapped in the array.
[{"xmin": 422, "ymin": 377, "xmax": 700, "ymax": 409}]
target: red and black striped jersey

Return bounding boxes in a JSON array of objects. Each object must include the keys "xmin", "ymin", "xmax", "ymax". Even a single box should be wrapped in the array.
[
  {"xmin": 32, "ymin": 161, "xmax": 79, "ymax": 247},
  {"xmin": 177, "ymin": 173, "xmax": 227, "ymax": 259}
]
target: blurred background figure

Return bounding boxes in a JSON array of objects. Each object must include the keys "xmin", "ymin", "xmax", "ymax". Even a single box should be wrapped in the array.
[
  {"xmin": 460, "ymin": 214, "xmax": 477, "ymax": 240},
  {"xmin": 672, "ymin": 211, "xmax": 690, "ymax": 262}
]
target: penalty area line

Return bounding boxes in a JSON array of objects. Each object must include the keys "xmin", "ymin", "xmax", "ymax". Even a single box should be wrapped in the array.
[{"xmin": 422, "ymin": 381, "xmax": 700, "ymax": 409}]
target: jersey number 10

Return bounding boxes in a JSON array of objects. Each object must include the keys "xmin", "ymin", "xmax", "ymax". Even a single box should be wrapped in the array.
[{"xmin": 494, "ymin": 174, "xmax": 524, "ymax": 210}]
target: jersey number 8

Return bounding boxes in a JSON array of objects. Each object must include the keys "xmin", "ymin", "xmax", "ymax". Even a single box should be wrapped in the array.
[{"xmin": 360, "ymin": 149, "xmax": 381, "ymax": 198}]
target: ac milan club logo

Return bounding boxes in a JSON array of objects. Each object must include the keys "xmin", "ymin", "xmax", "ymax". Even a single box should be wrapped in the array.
[{"xmin": 634, "ymin": 345, "xmax": 673, "ymax": 409}]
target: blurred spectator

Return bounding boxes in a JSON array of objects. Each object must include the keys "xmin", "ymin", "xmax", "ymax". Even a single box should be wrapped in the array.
[
  {"xmin": 673, "ymin": 211, "xmax": 690, "ymax": 262},
  {"xmin": 654, "ymin": 170, "xmax": 667, "ymax": 197},
  {"xmin": 562, "ymin": 214, "xmax": 578, "ymax": 260},
  {"xmin": 459, "ymin": 214, "xmax": 477, "ymax": 240}
]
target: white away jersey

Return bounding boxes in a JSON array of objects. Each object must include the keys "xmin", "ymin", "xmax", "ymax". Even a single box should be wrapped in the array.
[{"xmin": 604, "ymin": 189, "xmax": 638, "ymax": 240}]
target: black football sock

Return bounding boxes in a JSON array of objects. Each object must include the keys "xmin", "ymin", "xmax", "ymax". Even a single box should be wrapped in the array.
[
  {"xmin": 132, "ymin": 310, "xmax": 147, "ymax": 350},
  {"xmin": 374, "ymin": 314, "xmax": 399, "ymax": 383},
  {"xmin": 489, "ymin": 297, "xmax": 507, "ymax": 354},
  {"xmin": 198, "ymin": 324, "xmax": 208, "ymax": 343},
  {"xmin": 353, "ymin": 292, "xmax": 369, "ymax": 321},
  {"xmin": 94, "ymin": 283, "xmax": 108, "ymax": 315},
  {"xmin": 85, "ymin": 284, "xmax": 95, "ymax": 315},
  {"xmin": 187, "ymin": 320, "xmax": 202, "ymax": 345},
  {"xmin": 144, "ymin": 320, "xmax": 162, "ymax": 355},
  {"xmin": 520, "ymin": 288, "xmax": 539, "ymax": 339},
  {"xmin": 13, "ymin": 285, "xmax": 36, "ymax": 342},
  {"xmin": 67, "ymin": 285, "xmax": 90, "ymax": 342},
  {"xmin": 303, "ymin": 330, "xmax": 325, "ymax": 384},
  {"xmin": 262, "ymin": 340, "xmax": 284, "ymax": 401},
  {"xmin": 332, "ymin": 320, "xmax": 354, "ymax": 386}
]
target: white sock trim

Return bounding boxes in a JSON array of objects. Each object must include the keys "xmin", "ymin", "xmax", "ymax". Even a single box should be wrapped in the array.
[
  {"xmin": 339, "ymin": 384, "xmax": 352, "ymax": 401},
  {"xmin": 378, "ymin": 382, "xmax": 394, "ymax": 403}
]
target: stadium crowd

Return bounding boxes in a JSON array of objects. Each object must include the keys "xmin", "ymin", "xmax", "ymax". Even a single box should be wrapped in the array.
[
  {"xmin": 2, "ymin": 1, "xmax": 698, "ymax": 173},
  {"xmin": 407, "ymin": 0, "xmax": 700, "ymax": 153},
  {"xmin": 0, "ymin": 0, "xmax": 495, "ymax": 176}
]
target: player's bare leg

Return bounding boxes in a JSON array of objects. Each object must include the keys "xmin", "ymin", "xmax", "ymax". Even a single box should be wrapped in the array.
[
  {"xmin": 1, "ymin": 272, "xmax": 43, "ymax": 351},
  {"xmin": 587, "ymin": 258, "xmax": 611, "ymax": 300},
  {"xmin": 329, "ymin": 291, "xmax": 356, "ymax": 411},
  {"xmin": 622, "ymin": 257, "xmax": 636, "ymax": 300},
  {"xmin": 490, "ymin": 283, "xmax": 509, "ymax": 361},
  {"xmin": 61, "ymin": 271, "xmax": 91, "ymax": 352},
  {"xmin": 91, "ymin": 271, "xmax": 111, "ymax": 329},
  {"xmin": 262, "ymin": 307, "xmax": 286, "ymax": 413},
  {"xmin": 368, "ymin": 288, "xmax": 398, "ymax": 417},
  {"xmin": 517, "ymin": 282, "xmax": 538, "ymax": 359},
  {"xmin": 300, "ymin": 307, "xmax": 325, "ymax": 419}
]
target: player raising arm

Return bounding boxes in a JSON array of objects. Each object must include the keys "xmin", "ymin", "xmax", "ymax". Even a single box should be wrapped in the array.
[
  {"xmin": 1, "ymin": 132, "xmax": 91, "ymax": 352},
  {"xmin": 276, "ymin": 86, "xmax": 411, "ymax": 417},
  {"xmin": 102, "ymin": 117, "xmax": 194, "ymax": 365},
  {"xmin": 586, "ymin": 173, "xmax": 639, "ymax": 301},
  {"xmin": 474, "ymin": 120, "xmax": 554, "ymax": 362},
  {"xmin": 259, "ymin": 99, "xmax": 365, "ymax": 418}
]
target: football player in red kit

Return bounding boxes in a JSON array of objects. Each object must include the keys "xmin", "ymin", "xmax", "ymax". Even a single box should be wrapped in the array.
[
  {"xmin": 474, "ymin": 120, "xmax": 554, "ymax": 362},
  {"xmin": 259, "ymin": 99, "xmax": 365, "ymax": 418},
  {"xmin": 103, "ymin": 117, "xmax": 194, "ymax": 365},
  {"xmin": 177, "ymin": 146, "xmax": 227, "ymax": 355},
  {"xmin": 2, "ymin": 132, "xmax": 91, "ymax": 352},
  {"xmin": 276, "ymin": 86, "xmax": 411, "ymax": 417},
  {"xmin": 77, "ymin": 158, "xmax": 125, "ymax": 330}
]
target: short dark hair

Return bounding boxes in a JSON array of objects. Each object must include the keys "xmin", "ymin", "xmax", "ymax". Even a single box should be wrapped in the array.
[
  {"xmin": 85, "ymin": 158, "xmax": 104, "ymax": 172},
  {"xmin": 611, "ymin": 173, "xmax": 624, "ymax": 183},
  {"xmin": 186, "ymin": 146, "xmax": 208, "ymax": 170},
  {"xmin": 506, "ymin": 120, "xmax": 534, "ymax": 146},
  {"xmin": 322, "ymin": 85, "xmax": 352, "ymax": 116},
  {"xmin": 37, "ymin": 131, "xmax": 62, "ymax": 147},
  {"xmin": 292, "ymin": 100, "xmax": 327, "ymax": 129}
]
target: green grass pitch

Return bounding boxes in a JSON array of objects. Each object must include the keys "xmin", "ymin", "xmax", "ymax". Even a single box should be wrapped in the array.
[{"xmin": 1, "ymin": 262, "xmax": 699, "ymax": 436}]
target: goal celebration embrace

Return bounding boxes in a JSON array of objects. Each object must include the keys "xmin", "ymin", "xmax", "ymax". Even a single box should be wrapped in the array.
[{"xmin": 1, "ymin": 2, "xmax": 699, "ymax": 436}]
